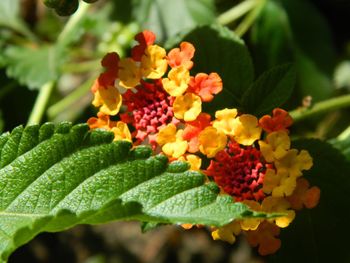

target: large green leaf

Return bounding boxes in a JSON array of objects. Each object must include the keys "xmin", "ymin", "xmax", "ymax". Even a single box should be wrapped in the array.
[
  {"xmin": 166, "ymin": 24, "xmax": 254, "ymax": 112},
  {"xmin": 269, "ymin": 139, "xmax": 350, "ymax": 262},
  {"xmin": 3, "ymin": 45, "xmax": 63, "ymax": 90},
  {"xmin": 133, "ymin": 0, "xmax": 216, "ymax": 42},
  {"xmin": 241, "ymin": 64, "xmax": 296, "ymax": 116},
  {"xmin": 250, "ymin": 0, "xmax": 336, "ymax": 102},
  {"xmin": 0, "ymin": 122, "xmax": 260, "ymax": 262}
]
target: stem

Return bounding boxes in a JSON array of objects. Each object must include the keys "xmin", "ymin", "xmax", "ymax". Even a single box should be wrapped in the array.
[
  {"xmin": 337, "ymin": 125, "xmax": 350, "ymax": 141},
  {"xmin": 61, "ymin": 59, "xmax": 100, "ymax": 73},
  {"xmin": 57, "ymin": 2, "xmax": 90, "ymax": 46},
  {"xmin": 47, "ymin": 76, "xmax": 95, "ymax": 119},
  {"xmin": 290, "ymin": 94, "xmax": 350, "ymax": 123},
  {"xmin": 27, "ymin": 82, "xmax": 55, "ymax": 126},
  {"xmin": 235, "ymin": 0, "xmax": 266, "ymax": 37},
  {"xmin": 26, "ymin": 2, "xmax": 91, "ymax": 125},
  {"xmin": 217, "ymin": 0, "xmax": 258, "ymax": 25}
]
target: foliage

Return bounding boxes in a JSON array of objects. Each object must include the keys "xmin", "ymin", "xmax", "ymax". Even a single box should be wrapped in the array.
[
  {"xmin": 0, "ymin": 122, "xmax": 260, "ymax": 262},
  {"xmin": 0, "ymin": 0, "xmax": 349, "ymax": 262}
]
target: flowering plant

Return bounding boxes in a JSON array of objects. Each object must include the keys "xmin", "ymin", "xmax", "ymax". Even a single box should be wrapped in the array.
[
  {"xmin": 0, "ymin": 1, "xmax": 349, "ymax": 262},
  {"xmin": 86, "ymin": 30, "xmax": 321, "ymax": 256}
]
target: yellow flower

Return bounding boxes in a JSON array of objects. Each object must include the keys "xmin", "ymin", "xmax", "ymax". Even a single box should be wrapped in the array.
[
  {"xmin": 212, "ymin": 108, "xmax": 238, "ymax": 136},
  {"xmin": 178, "ymin": 154, "xmax": 202, "ymax": 170},
  {"xmin": 111, "ymin": 121, "xmax": 132, "ymax": 142},
  {"xmin": 211, "ymin": 221, "xmax": 241, "ymax": 244},
  {"xmin": 263, "ymin": 169, "xmax": 296, "ymax": 197},
  {"xmin": 92, "ymin": 86, "xmax": 122, "ymax": 116},
  {"xmin": 240, "ymin": 200, "xmax": 262, "ymax": 231},
  {"xmin": 262, "ymin": 196, "xmax": 295, "ymax": 228},
  {"xmin": 162, "ymin": 66, "xmax": 190, "ymax": 96},
  {"xmin": 231, "ymin": 114, "xmax": 262, "ymax": 145},
  {"xmin": 118, "ymin": 58, "xmax": 141, "ymax": 89},
  {"xmin": 141, "ymin": 45, "xmax": 168, "ymax": 79},
  {"xmin": 156, "ymin": 124, "xmax": 188, "ymax": 158},
  {"xmin": 173, "ymin": 93, "xmax": 202, "ymax": 121},
  {"xmin": 198, "ymin": 127, "xmax": 227, "ymax": 158},
  {"xmin": 274, "ymin": 149, "xmax": 313, "ymax": 178},
  {"xmin": 258, "ymin": 131, "xmax": 291, "ymax": 162}
]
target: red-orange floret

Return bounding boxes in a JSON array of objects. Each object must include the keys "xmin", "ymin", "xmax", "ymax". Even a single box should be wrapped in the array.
[
  {"xmin": 187, "ymin": 73, "xmax": 223, "ymax": 102},
  {"xmin": 205, "ymin": 140, "xmax": 267, "ymax": 202},
  {"xmin": 167, "ymin": 42, "xmax": 195, "ymax": 69},
  {"xmin": 131, "ymin": 30, "xmax": 156, "ymax": 61},
  {"xmin": 96, "ymin": 52, "xmax": 120, "ymax": 88},
  {"xmin": 259, "ymin": 108, "xmax": 293, "ymax": 133},
  {"xmin": 182, "ymin": 113, "xmax": 211, "ymax": 153}
]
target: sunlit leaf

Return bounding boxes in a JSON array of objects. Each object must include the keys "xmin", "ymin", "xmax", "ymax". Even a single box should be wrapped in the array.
[{"xmin": 0, "ymin": 122, "xmax": 261, "ymax": 262}]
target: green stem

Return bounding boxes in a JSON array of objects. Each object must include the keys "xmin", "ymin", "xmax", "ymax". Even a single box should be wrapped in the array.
[
  {"xmin": 47, "ymin": 76, "xmax": 95, "ymax": 119},
  {"xmin": 290, "ymin": 94, "xmax": 350, "ymax": 123},
  {"xmin": 235, "ymin": 0, "xmax": 266, "ymax": 37},
  {"xmin": 57, "ymin": 2, "xmax": 90, "ymax": 46},
  {"xmin": 61, "ymin": 59, "xmax": 100, "ymax": 73},
  {"xmin": 217, "ymin": 0, "xmax": 258, "ymax": 25},
  {"xmin": 337, "ymin": 125, "xmax": 350, "ymax": 141},
  {"xmin": 27, "ymin": 81, "xmax": 55, "ymax": 126},
  {"xmin": 26, "ymin": 2, "xmax": 91, "ymax": 125}
]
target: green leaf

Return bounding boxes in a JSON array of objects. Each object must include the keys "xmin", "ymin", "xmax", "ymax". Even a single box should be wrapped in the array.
[
  {"xmin": 166, "ymin": 24, "xmax": 254, "ymax": 112},
  {"xmin": 241, "ymin": 64, "xmax": 296, "ymax": 116},
  {"xmin": 250, "ymin": 0, "xmax": 336, "ymax": 102},
  {"xmin": 269, "ymin": 139, "xmax": 350, "ymax": 262},
  {"xmin": 133, "ymin": 0, "xmax": 216, "ymax": 42},
  {"xmin": 0, "ymin": 122, "xmax": 258, "ymax": 262},
  {"xmin": 3, "ymin": 45, "xmax": 63, "ymax": 90},
  {"xmin": 250, "ymin": 1, "xmax": 294, "ymax": 73},
  {"xmin": 329, "ymin": 137, "xmax": 350, "ymax": 162}
]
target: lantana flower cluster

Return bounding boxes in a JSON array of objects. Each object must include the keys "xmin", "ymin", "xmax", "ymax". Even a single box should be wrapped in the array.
[{"xmin": 87, "ymin": 30, "xmax": 320, "ymax": 256}]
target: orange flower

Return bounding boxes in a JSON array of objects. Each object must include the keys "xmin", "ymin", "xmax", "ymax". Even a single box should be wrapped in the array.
[
  {"xmin": 182, "ymin": 113, "xmax": 211, "ymax": 153},
  {"xmin": 131, "ymin": 30, "xmax": 156, "ymax": 61},
  {"xmin": 246, "ymin": 221, "xmax": 281, "ymax": 256},
  {"xmin": 259, "ymin": 108, "xmax": 293, "ymax": 133},
  {"xmin": 187, "ymin": 73, "xmax": 223, "ymax": 102},
  {"xmin": 167, "ymin": 41, "xmax": 195, "ymax": 69},
  {"xmin": 87, "ymin": 112, "xmax": 116, "ymax": 130},
  {"xmin": 287, "ymin": 178, "xmax": 321, "ymax": 210}
]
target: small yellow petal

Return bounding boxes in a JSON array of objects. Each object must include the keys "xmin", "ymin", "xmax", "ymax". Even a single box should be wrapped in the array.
[
  {"xmin": 173, "ymin": 93, "xmax": 202, "ymax": 122},
  {"xmin": 141, "ymin": 45, "xmax": 168, "ymax": 79}
]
